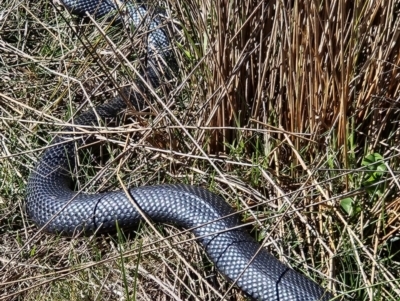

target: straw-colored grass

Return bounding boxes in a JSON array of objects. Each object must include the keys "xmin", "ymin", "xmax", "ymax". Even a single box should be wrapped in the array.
[{"xmin": 1, "ymin": 0, "xmax": 400, "ymax": 300}]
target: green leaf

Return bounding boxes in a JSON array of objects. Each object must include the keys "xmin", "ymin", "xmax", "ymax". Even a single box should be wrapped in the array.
[
  {"xmin": 361, "ymin": 153, "xmax": 383, "ymax": 168},
  {"xmin": 340, "ymin": 198, "xmax": 354, "ymax": 216},
  {"xmin": 30, "ymin": 245, "xmax": 37, "ymax": 257},
  {"xmin": 376, "ymin": 162, "xmax": 387, "ymax": 175},
  {"xmin": 361, "ymin": 152, "xmax": 387, "ymax": 185}
]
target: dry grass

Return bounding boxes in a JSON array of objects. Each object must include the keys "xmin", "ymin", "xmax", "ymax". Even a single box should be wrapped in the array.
[{"xmin": 1, "ymin": 0, "xmax": 400, "ymax": 300}]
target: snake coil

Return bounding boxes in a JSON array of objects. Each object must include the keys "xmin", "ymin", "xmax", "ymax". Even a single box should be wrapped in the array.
[{"xmin": 26, "ymin": 1, "xmax": 333, "ymax": 300}]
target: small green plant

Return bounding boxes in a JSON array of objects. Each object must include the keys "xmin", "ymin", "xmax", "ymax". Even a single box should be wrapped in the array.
[
  {"xmin": 340, "ymin": 153, "xmax": 387, "ymax": 217},
  {"xmin": 340, "ymin": 197, "xmax": 359, "ymax": 217},
  {"xmin": 361, "ymin": 153, "xmax": 387, "ymax": 197}
]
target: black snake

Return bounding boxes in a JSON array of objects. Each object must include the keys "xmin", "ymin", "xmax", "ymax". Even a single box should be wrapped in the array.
[{"xmin": 26, "ymin": 1, "xmax": 333, "ymax": 300}]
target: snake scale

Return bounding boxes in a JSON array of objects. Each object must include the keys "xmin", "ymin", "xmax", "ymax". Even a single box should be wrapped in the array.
[{"xmin": 26, "ymin": 1, "xmax": 333, "ymax": 300}]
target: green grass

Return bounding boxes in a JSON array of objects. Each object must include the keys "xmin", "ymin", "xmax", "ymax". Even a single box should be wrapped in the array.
[{"xmin": 1, "ymin": 0, "xmax": 400, "ymax": 300}]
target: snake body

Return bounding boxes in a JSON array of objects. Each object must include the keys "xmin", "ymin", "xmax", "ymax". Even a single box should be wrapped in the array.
[{"xmin": 26, "ymin": 1, "xmax": 333, "ymax": 300}]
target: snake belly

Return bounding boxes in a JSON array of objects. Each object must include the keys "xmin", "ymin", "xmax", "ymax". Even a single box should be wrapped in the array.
[{"xmin": 26, "ymin": 1, "xmax": 333, "ymax": 300}]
